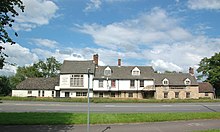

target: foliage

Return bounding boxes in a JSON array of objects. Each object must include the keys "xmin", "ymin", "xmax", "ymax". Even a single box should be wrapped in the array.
[
  {"xmin": 0, "ymin": 0, "xmax": 25, "ymax": 69},
  {"xmin": 1, "ymin": 96, "xmax": 219, "ymax": 103},
  {"xmin": 0, "ymin": 112, "xmax": 220, "ymax": 125},
  {"xmin": 0, "ymin": 76, "xmax": 12, "ymax": 96},
  {"xmin": 197, "ymin": 52, "xmax": 220, "ymax": 97},
  {"xmin": 9, "ymin": 57, "xmax": 61, "ymax": 88}
]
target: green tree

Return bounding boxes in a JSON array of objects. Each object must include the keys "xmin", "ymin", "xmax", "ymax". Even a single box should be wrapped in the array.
[
  {"xmin": 10, "ymin": 57, "xmax": 61, "ymax": 88},
  {"xmin": 34, "ymin": 57, "xmax": 62, "ymax": 78},
  {"xmin": 0, "ymin": 0, "xmax": 25, "ymax": 69},
  {"xmin": 0, "ymin": 76, "xmax": 12, "ymax": 96},
  {"xmin": 197, "ymin": 52, "xmax": 220, "ymax": 97}
]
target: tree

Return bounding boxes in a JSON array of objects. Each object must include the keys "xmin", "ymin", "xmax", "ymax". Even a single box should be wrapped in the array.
[
  {"xmin": 10, "ymin": 57, "xmax": 62, "ymax": 88},
  {"xmin": 0, "ymin": 0, "xmax": 25, "ymax": 69},
  {"xmin": 197, "ymin": 52, "xmax": 220, "ymax": 97},
  {"xmin": 0, "ymin": 76, "xmax": 12, "ymax": 96},
  {"xmin": 34, "ymin": 57, "xmax": 62, "ymax": 78}
]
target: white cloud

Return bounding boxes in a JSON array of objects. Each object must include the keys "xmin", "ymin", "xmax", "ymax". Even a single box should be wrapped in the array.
[
  {"xmin": 77, "ymin": 7, "xmax": 192, "ymax": 50},
  {"xmin": 188, "ymin": 0, "xmax": 220, "ymax": 10},
  {"xmin": 31, "ymin": 38, "xmax": 58, "ymax": 49},
  {"xmin": 84, "ymin": 0, "xmax": 102, "ymax": 12},
  {"xmin": 151, "ymin": 59, "xmax": 183, "ymax": 72},
  {"xmin": 0, "ymin": 43, "xmax": 39, "ymax": 76},
  {"xmin": 14, "ymin": 0, "xmax": 58, "ymax": 31}
]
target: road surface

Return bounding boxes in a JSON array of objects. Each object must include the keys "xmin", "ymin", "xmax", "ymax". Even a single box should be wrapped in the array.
[
  {"xmin": 0, "ymin": 119, "xmax": 220, "ymax": 132},
  {"xmin": 0, "ymin": 101, "xmax": 220, "ymax": 113}
]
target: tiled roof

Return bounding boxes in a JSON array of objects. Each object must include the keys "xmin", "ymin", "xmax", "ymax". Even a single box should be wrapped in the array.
[
  {"xmin": 16, "ymin": 77, "xmax": 59, "ymax": 90},
  {"xmin": 199, "ymin": 82, "xmax": 214, "ymax": 93},
  {"xmin": 154, "ymin": 73, "xmax": 198, "ymax": 86},
  {"xmin": 60, "ymin": 60, "xmax": 96, "ymax": 74},
  {"xmin": 94, "ymin": 66, "xmax": 154, "ymax": 79}
]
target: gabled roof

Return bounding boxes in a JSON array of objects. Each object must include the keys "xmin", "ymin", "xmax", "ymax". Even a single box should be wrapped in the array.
[
  {"xmin": 199, "ymin": 82, "xmax": 214, "ymax": 93},
  {"xmin": 16, "ymin": 77, "xmax": 59, "ymax": 90},
  {"xmin": 94, "ymin": 66, "xmax": 154, "ymax": 79},
  {"xmin": 154, "ymin": 73, "xmax": 198, "ymax": 86},
  {"xmin": 60, "ymin": 60, "xmax": 95, "ymax": 74}
]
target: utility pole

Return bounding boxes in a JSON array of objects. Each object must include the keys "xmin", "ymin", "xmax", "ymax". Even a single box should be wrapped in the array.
[{"xmin": 87, "ymin": 68, "xmax": 91, "ymax": 132}]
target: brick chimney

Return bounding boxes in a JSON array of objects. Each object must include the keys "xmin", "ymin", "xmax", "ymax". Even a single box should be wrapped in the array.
[
  {"xmin": 189, "ymin": 67, "xmax": 194, "ymax": 76},
  {"xmin": 93, "ymin": 54, "xmax": 98, "ymax": 66},
  {"xmin": 118, "ymin": 58, "xmax": 121, "ymax": 67}
]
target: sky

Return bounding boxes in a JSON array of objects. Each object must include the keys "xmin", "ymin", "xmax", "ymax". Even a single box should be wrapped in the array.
[{"xmin": 1, "ymin": 0, "xmax": 220, "ymax": 76}]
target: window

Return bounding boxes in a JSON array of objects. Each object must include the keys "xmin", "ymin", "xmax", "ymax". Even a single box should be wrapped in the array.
[
  {"xmin": 164, "ymin": 92, "xmax": 168, "ymax": 98},
  {"xmin": 104, "ymin": 67, "xmax": 111, "ymax": 76},
  {"xmin": 132, "ymin": 67, "xmax": 140, "ymax": 76},
  {"xmin": 110, "ymin": 92, "xmax": 115, "ymax": 97},
  {"xmin": 175, "ymin": 92, "xmax": 179, "ymax": 98},
  {"xmin": 140, "ymin": 80, "xmax": 144, "ymax": 87},
  {"xmin": 42, "ymin": 91, "xmax": 44, "ymax": 97},
  {"xmin": 38, "ymin": 90, "xmax": 40, "ymax": 97},
  {"xmin": 99, "ymin": 93, "xmax": 103, "ymax": 97},
  {"xmin": 132, "ymin": 71, "xmax": 140, "ymax": 75},
  {"xmin": 184, "ymin": 78, "xmax": 191, "ymax": 85},
  {"xmin": 76, "ymin": 92, "xmax": 87, "ymax": 97},
  {"xmin": 130, "ymin": 80, "xmax": 135, "ymax": 87},
  {"xmin": 186, "ymin": 92, "xmax": 190, "ymax": 98},
  {"xmin": 70, "ymin": 75, "xmax": 84, "ymax": 87},
  {"xmin": 205, "ymin": 92, "xmax": 209, "ymax": 96},
  {"xmin": 162, "ymin": 78, "xmax": 169, "ymax": 85},
  {"xmin": 28, "ymin": 90, "xmax": 32, "ymax": 94},
  {"xmin": 111, "ymin": 80, "xmax": 116, "ymax": 88},
  {"xmin": 99, "ymin": 80, "xmax": 103, "ymax": 88},
  {"xmin": 128, "ymin": 92, "xmax": 133, "ymax": 98},
  {"xmin": 52, "ymin": 91, "xmax": 54, "ymax": 97}
]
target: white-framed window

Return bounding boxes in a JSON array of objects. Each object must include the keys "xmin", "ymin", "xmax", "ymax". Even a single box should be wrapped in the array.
[
  {"xmin": 162, "ymin": 78, "xmax": 169, "ymax": 85},
  {"xmin": 28, "ymin": 90, "xmax": 32, "ymax": 94},
  {"xmin": 70, "ymin": 74, "xmax": 84, "ymax": 87},
  {"xmin": 132, "ymin": 67, "xmax": 140, "ymax": 76},
  {"xmin": 111, "ymin": 92, "xmax": 115, "ymax": 97},
  {"xmin": 130, "ymin": 80, "xmax": 135, "ymax": 87},
  {"xmin": 99, "ymin": 93, "xmax": 103, "ymax": 97},
  {"xmin": 184, "ymin": 78, "xmax": 191, "ymax": 85},
  {"xmin": 38, "ymin": 90, "xmax": 41, "ymax": 96},
  {"xmin": 99, "ymin": 80, "xmax": 104, "ymax": 88},
  {"xmin": 186, "ymin": 92, "xmax": 190, "ymax": 98},
  {"xmin": 76, "ymin": 92, "xmax": 87, "ymax": 97},
  {"xmin": 128, "ymin": 92, "xmax": 133, "ymax": 98},
  {"xmin": 42, "ymin": 90, "xmax": 44, "ymax": 97},
  {"xmin": 104, "ymin": 67, "xmax": 111, "ymax": 76},
  {"xmin": 205, "ymin": 92, "xmax": 209, "ymax": 96},
  {"xmin": 140, "ymin": 80, "xmax": 144, "ymax": 87},
  {"xmin": 111, "ymin": 80, "xmax": 116, "ymax": 88},
  {"xmin": 175, "ymin": 92, "xmax": 179, "ymax": 98},
  {"xmin": 52, "ymin": 91, "xmax": 54, "ymax": 97},
  {"xmin": 164, "ymin": 92, "xmax": 168, "ymax": 98}
]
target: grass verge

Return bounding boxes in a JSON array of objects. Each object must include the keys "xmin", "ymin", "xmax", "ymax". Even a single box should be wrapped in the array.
[
  {"xmin": 0, "ymin": 112, "xmax": 220, "ymax": 125},
  {"xmin": 194, "ymin": 130, "xmax": 220, "ymax": 132},
  {"xmin": 1, "ymin": 96, "xmax": 220, "ymax": 103}
]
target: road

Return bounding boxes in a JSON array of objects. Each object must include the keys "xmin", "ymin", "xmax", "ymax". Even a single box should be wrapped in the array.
[
  {"xmin": 0, "ymin": 101, "xmax": 220, "ymax": 113},
  {"xmin": 1, "ymin": 119, "xmax": 220, "ymax": 132}
]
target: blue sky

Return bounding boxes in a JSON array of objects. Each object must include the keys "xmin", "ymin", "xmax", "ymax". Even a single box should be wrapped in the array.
[{"xmin": 1, "ymin": 0, "xmax": 220, "ymax": 75}]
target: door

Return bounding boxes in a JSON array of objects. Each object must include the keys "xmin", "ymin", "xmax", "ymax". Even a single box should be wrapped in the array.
[
  {"xmin": 65, "ymin": 92, "xmax": 70, "ymax": 97},
  {"xmin": 56, "ymin": 90, "xmax": 60, "ymax": 97}
]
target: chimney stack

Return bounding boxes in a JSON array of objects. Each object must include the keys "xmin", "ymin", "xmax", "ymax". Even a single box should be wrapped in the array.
[
  {"xmin": 189, "ymin": 67, "xmax": 194, "ymax": 75},
  {"xmin": 93, "ymin": 54, "xmax": 98, "ymax": 66},
  {"xmin": 118, "ymin": 58, "xmax": 121, "ymax": 67}
]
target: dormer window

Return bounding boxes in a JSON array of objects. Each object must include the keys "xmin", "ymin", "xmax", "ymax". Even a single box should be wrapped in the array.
[
  {"xmin": 132, "ymin": 67, "xmax": 140, "ymax": 76},
  {"xmin": 104, "ymin": 66, "xmax": 111, "ymax": 76},
  {"xmin": 162, "ymin": 78, "xmax": 169, "ymax": 85},
  {"xmin": 184, "ymin": 78, "xmax": 191, "ymax": 85}
]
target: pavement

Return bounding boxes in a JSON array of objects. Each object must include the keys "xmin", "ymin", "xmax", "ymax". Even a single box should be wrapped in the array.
[
  {"xmin": 1, "ymin": 119, "xmax": 220, "ymax": 132},
  {"xmin": 1, "ymin": 101, "xmax": 220, "ymax": 113}
]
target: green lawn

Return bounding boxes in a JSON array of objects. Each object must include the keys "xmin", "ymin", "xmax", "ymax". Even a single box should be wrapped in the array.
[
  {"xmin": 1, "ymin": 96, "xmax": 220, "ymax": 103},
  {"xmin": 0, "ymin": 112, "xmax": 220, "ymax": 125},
  {"xmin": 194, "ymin": 130, "xmax": 220, "ymax": 132}
]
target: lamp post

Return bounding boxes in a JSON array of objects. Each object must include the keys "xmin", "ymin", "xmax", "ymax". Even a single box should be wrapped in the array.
[{"xmin": 87, "ymin": 68, "xmax": 91, "ymax": 132}]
